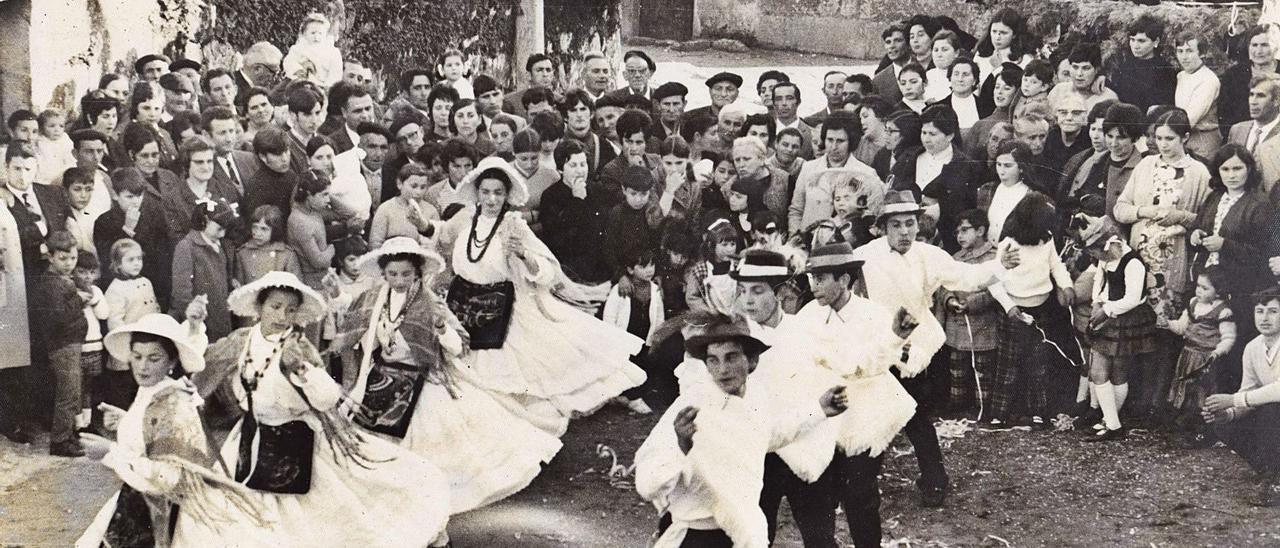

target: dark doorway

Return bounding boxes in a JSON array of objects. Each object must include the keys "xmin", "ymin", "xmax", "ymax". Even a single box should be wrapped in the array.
[{"xmin": 638, "ymin": 0, "xmax": 693, "ymax": 41}]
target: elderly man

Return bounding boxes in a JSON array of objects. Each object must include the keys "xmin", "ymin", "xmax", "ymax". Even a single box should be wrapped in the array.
[
  {"xmin": 235, "ymin": 41, "xmax": 283, "ymax": 103},
  {"xmin": 158, "ymin": 72, "xmax": 194, "ymax": 123},
  {"xmin": 615, "ymin": 50, "xmax": 658, "ymax": 100},
  {"xmin": 134, "ymin": 53, "xmax": 169, "ymax": 82},
  {"xmin": 581, "ymin": 53, "xmax": 614, "ymax": 102},
  {"xmin": 651, "ymin": 82, "xmax": 688, "ymax": 143},
  {"xmin": 684, "ymin": 72, "xmax": 743, "ymax": 124}
]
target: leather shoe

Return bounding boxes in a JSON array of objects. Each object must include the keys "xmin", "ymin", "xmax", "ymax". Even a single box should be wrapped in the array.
[
  {"xmin": 49, "ymin": 440, "xmax": 85, "ymax": 457},
  {"xmin": 1084, "ymin": 427, "xmax": 1126, "ymax": 442},
  {"xmin": 1, "ymin": 424, "xmax": 33, "ymax": 444},
  {"xmin": 919, "ymin": 485, "xmax": 948, "ymax": 507}
]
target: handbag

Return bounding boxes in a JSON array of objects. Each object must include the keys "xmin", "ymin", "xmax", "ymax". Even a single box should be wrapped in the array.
[
  {"xmin": 352, "ymin": 356, "xmax": 425, "ymax": 439},
  {"xmin": 445, "ymin": 277, "xmax": 516, "ymax": 350},
  {"xmin": 238, "ymin": 420, "xmax": 314, "ymax": 495}
]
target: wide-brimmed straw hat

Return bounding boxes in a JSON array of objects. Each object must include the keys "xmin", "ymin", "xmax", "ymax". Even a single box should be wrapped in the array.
[
  {"xmin": 456, "ymin": 156, "xmax": 530, "ymax": 207},
  {"xmin": 226, "ymin": 271, "xmax": 328, "ymax": 324},
  {"xmin": 356, "ymin": 236, "xmax": 446, "ymax": 279},
  {"xmin": 104, "ymin": 313, "xmax": 206, "ymax": 374},
  {"xmin": 805, "ymin": 241, "xmax": 864, "ymax": 276},
  {"xmin": 684, "ymin": 313, "xmax": 770, "ymax": 361},
  {"xmin": 731, "ymin": 249, "xmax": 793, "ymax": 287}
]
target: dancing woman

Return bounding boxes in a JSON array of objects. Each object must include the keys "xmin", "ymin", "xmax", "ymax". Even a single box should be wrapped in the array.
[
  {"xmin": 77, "ymin": 313, "xmax": 266, "ymax": 547},
  {"xmin": 194, "ymin": 271, "xmax": 451, "ymax": 547},
  {"xmin": 334, "ymin": 236, "xmax": 562, "ymax": 514},
  {"xmin": 438, "ymin": 156, "xmax": 646, "ymax": 423}
]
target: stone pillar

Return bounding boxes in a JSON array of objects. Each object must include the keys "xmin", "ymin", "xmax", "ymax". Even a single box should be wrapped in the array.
[{"xmin": 512, "ymin": 0, "xmax": 545, "ymax": 88}]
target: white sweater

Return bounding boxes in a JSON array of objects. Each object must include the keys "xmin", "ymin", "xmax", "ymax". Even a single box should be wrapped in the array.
[{"xmin": 987, "ymin": 239, "xmax": 1072, "ymax": 311}]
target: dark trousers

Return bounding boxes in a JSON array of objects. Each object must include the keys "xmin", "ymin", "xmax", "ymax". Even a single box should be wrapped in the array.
[
  {"xmin": 1214, "ymin": 403, "xmax": 1280, "ymax": 479},
  {"xmin": 656, "ymin": 514, "xmax": 733, "ymax": 547},
  {"xmin": 831, "ymin": 449, "xmax": 884, "ymax": 548},
  {"xmin": 894, "ymin": 349, "xmax": 950, "ymax": 493},
  {"xmin": 760, "ymin": 453, "xmax": 837, "ymax": 548},
  {"xmin": 48, "ymin": 345, "xmax": 82, "ymax": 444},
  {"xmin": 0, "ymin": 366, "xmax": 34, "ymax": 431}
]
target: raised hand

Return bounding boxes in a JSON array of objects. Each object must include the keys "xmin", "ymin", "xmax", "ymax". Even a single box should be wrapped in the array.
[{"xmin": 673, "ymin": 406, "xmax": 699, "ymax": 454}]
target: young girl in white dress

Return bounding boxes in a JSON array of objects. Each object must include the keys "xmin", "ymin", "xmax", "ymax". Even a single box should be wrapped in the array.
[
  {"xmin": 194, "ymin": 271, "xmax": 451, "ymax": 547},
  {"xmin": 334, "ymin": 237, "xmax": 563, "ymax": 516},
  {"xmin": 438, "ymin": 156, "xmax": 646, "ymax": 426},
  {"xmin": 282, "ymin": 13, "xmax": 344, "ymax": 87}
]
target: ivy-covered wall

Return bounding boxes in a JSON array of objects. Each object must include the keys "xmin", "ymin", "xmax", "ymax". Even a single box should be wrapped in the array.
[{"xmin": 202, "ymin": 0, "xmax": 623, "ymax": 96}]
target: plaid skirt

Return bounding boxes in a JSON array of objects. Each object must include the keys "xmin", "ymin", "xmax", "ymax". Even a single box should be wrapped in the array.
[{"xmin": 1090, "ymin": 304, "xmax": 1157, "ymax": 357}]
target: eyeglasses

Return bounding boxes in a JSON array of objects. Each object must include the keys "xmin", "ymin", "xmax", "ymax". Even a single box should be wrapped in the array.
[{"xmin": 624, "ymin": 68, "xmax": 651, "ymax": 76}]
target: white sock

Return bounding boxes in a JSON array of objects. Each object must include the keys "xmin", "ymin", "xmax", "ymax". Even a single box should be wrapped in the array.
[
  {"xmin": 1095, "ymin": 383, "xmax": 1121, "ymax": 430},
  {"xmin": 1114, "ymin": 383, "xmax": 1129, "ymax": 414},
  {"xmin": 1075, "ymin": 377, "xmax": 1090, "ymax": 403}
]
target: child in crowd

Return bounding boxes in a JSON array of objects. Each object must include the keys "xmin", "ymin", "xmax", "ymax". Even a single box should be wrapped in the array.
[
  {"xmin": 685, "ymin": 218, "xmax": 740, "ymax": 314},
  {"xmin": 603, "ymin": 247, "xmax": 662, "ymax": 414},
  {"xmin": 1014, "ymin": 59, "xmax": 1053, "ymax": 119},
  {"xmin": 73, "ymin": 250, "xmax": 108, "ymax": 434},
  {"xmin": 94, "ymin": 169, "xmax": 171, "ymax": 308},
  {"xmin": 37, "ymin": 232, "xmax": 89, "ymax": 457},
  {"xmin": 437, "ymin": 48, "xmax": 474, "ymax": 100},
  {"xmin": 36, "ymin": 109, "xmax": 75, "ymax": 184},
  {"xmin": 939, "ymin": 210, "xmax": 1001, "ymax": 414},
  {"xmin": 812, "ymin": 179, "xmax": 875, "ymax": 248},
  {"xmin": 322, "ymin": 236, "xmax": 375, "ymax": 344},
  {"xmin": 370, "ymin": 164, "xmax": 440, "ymax": 248},
  {"xmin": 1165, "ymin": 267, "xmax": 1236, "ymax": 438},
  {"xmin": 603, "ymin": 166, "xmax": 658, "ymax": 274},
  {"xmin": 60, "ymin": 167, "xmax": 99, "ymax": 252},
  {"xmin": 282, "ymin": 12, "xmax": 344, "ymax": 86},
  {"xmin": 234, "ymin": 204, "xmax": 302, "ymax": 286},
  {"xmin": 987, "ymin": 193, "xmax": 1079, "ymax": 428},
  {"xmin": 172, "ymin": 201, "xmax": 236, "ymax": 340},
  {"xmin": 1081, "ymin": 216, "xmax": 1157, "ymax": 441},
  {"xmin": 658, "ymin": 223, "xmax": 698, "ymax": 318},
  {"xmin": 98, "ymin": 238, "xmax": 160, "ymax": 426}
]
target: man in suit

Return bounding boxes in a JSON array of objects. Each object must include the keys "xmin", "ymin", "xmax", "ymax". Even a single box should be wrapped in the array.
[
  {"xmin": 4, "ymin": 142, "xmax": 70, "ymax": 273},
  {"xmin": 1229, "ymin": 73, "xmax": 1280, "ymax": 203},
  {"xmin": 201, "ymin": 106, "xmax": 254, "ymax": 209},
  {"xmin": 234, "ymin": 42, "xmax": 283, "ymax": 106},
  {"xmin": 612, "ymin": 50, "xmax": 658, "ymax": 101},
  {"xmin": 651, "ymin": 82, "xmax": 688, "ymax": 143},
  {"xmin": 203, "ymin": 68, "xmax": 239, "ymax": 115},
  {"xmin": 505, "ymin": 53, "xmax": 559, "ymax": 120},
  {"xmin": 871, "ymin": 24, "xmax": 911, "ymax": 105},
  {"xmin": 286, "ymin": 87, "xmax": 326, "ymax": 174},
  {"xmin": 772, "ymin": 82, "xmax": 816, "ymax": 161},
  {"xmin": 327, "ymin": 83, "xmax": 377, "ymax": 154},
  {"xmin": 803, "ymin": 71, "xmax": 848, "ymax": 127},
  {"xmin": 581, "ymin": 53, "xmax": 614, "ymax": 103},
  {"xmin": 683, "ymin": 72, "xmax": 742, "ymax": 124}
]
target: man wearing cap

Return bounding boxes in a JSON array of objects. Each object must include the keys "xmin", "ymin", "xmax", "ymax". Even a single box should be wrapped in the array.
[
  {"xmin": 506, "ymin": 54, "xmax": 560, "ymax": 119},
  {"xmin": 581, "ymin": 53, "xmax": 614, "ymax": 103},
  {"xmin": 636, "ymin": 312, "xmax": 849, "ymax": 548},
  {"xmin": 651, "ymin": 82, "xmax": 688, "ymax": 142},
  {"xmin": 158, "ymin": 72, "xmax": 195, "ymax": 124},
  {"xmin": 789, "ymin": 111, "xmax": 883, "ymax": 231},
  {"xmin": 594, "ymin": 93, "xmax": 627, "ymax": 154},
  {"xmin": 782, "ymin": 241, "xmax": 920, "ymax": 547},
  {"xmin": 772, "ymin": 81, "xmax": 817, "ymax": 161},
  {"xmin": 235, "ymin": 42, "xmax": 284, "ymax": 105},
  {"xmin": 613, "ymin": 50, "xmax": 658, "ymax": 101},
  {"xmin": 170, "ymin": 58, "xmax": 203, "ymax": 112},
  {"xmin": 851, "ymin": 190, "xmax": 1021, "ymax": 508},
  {"xmin": 683, "ymin": 72, "xmax": 743, "ymax": 125},
  {"xmin": 134, "ymin": 54, "xmax": 170, "ymax": 83}
]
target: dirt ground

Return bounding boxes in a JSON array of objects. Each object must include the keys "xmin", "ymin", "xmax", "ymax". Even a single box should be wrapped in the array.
[{"xmin": 4, "ymin": 405, "xmax": 1278, "ymax": 547}]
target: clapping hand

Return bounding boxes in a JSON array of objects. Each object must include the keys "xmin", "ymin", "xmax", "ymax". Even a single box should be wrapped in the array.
[
  {"xmin": 892, "ymin": 307, "xmax": 918, "ymax": 339},
  {"xmin": 820, "ymin": 385, "xmax": 849, "ymax": 417},
  {"xmin": 673, "ymin": 406, "xmax": 699, "ymax": 454}
]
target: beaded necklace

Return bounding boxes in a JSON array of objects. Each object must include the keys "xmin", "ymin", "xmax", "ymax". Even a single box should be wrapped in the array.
[
  {"xmin": 379, "ymin": 282, "xmax": 421, "ymax": 354},
  {"xmin": 466, "ymin": 204, "xmax": 508, "ymax": 263},
  {"xmin": 240, "ymin": 326, "xmax": 292, "ymax": 393}
]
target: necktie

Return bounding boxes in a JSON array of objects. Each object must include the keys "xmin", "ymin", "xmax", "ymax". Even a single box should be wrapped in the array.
[
  {"xmin": 223, "ymin": 156, "xmax": 244, "ymax": 192},
  {"xmin": 1250, "ymin": 125, "xmax": 1264, "ymax": 154}
]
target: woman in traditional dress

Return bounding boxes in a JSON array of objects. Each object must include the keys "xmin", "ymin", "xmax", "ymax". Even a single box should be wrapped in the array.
[
  {"xmin": 193, "ymin": 271, "xmax": 451, "ymax": 547},
  {"xmin": 333, "ymin": 236, "xmax": 562, "ymax": 515},
  {"xmin": 76, "ymin": 313, "xmax": 267, "ymax": 547},
  {"xmin": 438, "ymin": 156, "xmax": 646, "ymax": 423}
]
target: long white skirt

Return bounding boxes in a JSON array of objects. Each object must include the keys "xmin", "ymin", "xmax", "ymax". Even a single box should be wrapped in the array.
[
  {"xmin": 460, "ymin": 291, "xmax": 646, "ymax": 421},
  {"xmin": 397, "ymin": 376, "xmax": 563, "ymax": 514},
  {"xmin": 216, "ymin": 417, "xmax": 451, "ymax": 547}
]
